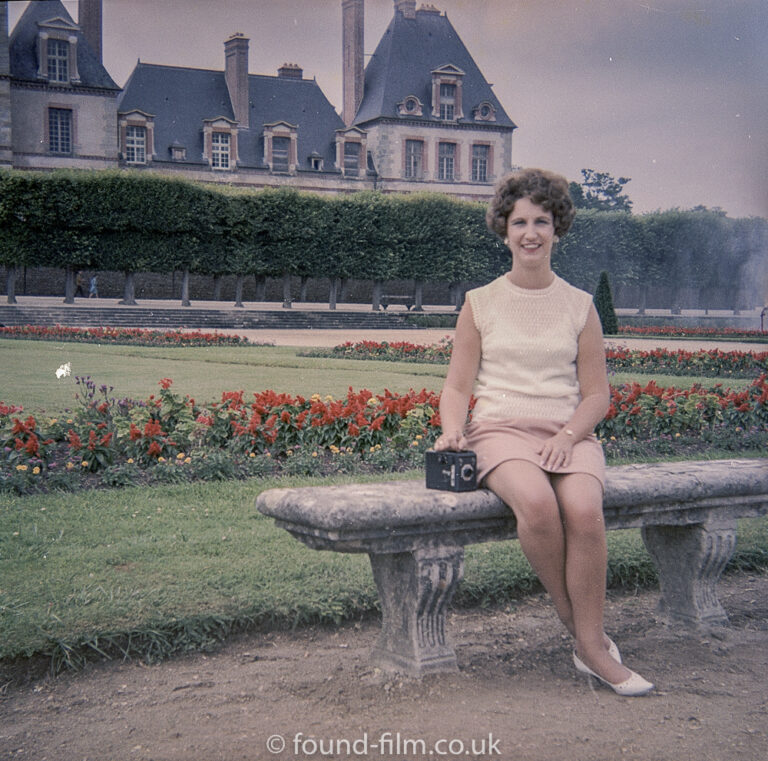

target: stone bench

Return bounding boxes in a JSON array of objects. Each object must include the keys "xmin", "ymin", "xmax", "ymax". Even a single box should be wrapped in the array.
[
  {"xmin": 380, "ymin": 294, "xmax": 415, "ymax": 310},
  {"xmin": 255, "ymin": 458, "xmax": 768, "ymax": 677}
]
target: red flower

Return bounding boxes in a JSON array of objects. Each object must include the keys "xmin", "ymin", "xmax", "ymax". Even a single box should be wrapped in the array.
[
  {"xmin": 67, "ymin": 430, "xmax": 82, "ymax": 450},
  {"xmin": 129, "ymin": 423, "xmax": 143, "ymax": 441},
  {"xmin": 147, "ymin": 441, "xmax": 162, "ymax": 458},
  {"xmin": 159, "ymin": 378, "xmax": 173, "ymax": 389}
]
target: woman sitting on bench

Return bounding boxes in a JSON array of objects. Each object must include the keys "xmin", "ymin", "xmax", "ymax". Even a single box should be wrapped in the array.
[{"xmin": 434, "ymin": 168, "xmax": 654, "ymax": 697}]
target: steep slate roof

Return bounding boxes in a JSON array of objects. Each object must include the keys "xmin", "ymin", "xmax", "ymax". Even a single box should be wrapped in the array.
[
  {"xmin": 9, "ymin": 0, "xmax": 119, "ymax": 90},
  {"xmin": 354, "ymin": 7, "xmax": 514, "ymax": 129},
  {"xmin": 118, "ymin": 63, "xmax": 345, "ymax": 169}
]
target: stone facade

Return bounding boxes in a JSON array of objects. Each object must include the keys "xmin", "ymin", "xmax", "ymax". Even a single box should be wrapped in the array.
[
  {"xmin": 4, "ymin": 1, "xmax": 119, "ymax": 170},
  {"xmin": 10, "ymin": 84, "xmax": 118, "ymax": 169}
]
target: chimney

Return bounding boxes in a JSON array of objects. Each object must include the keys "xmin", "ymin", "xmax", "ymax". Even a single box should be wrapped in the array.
[
  {"xmin": 342, "ymin": 0, "xmax": 364, "ymax": 126},
  {"xmin": 224, "ymin": 33, "xmax": 250, "ymax": 129},
  {"xmin": 278, "ymin": 62, "xmax": 303, "ymax": 79},
  {"xmin": 394, "ymin": 0, "xmax": 417, "ymax": 19},
  {"xmin": 78, "ymin": 0, "xmax": 103, "ymax": 63}
]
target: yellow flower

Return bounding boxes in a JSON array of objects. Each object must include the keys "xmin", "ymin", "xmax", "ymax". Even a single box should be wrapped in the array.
[
  {"xmin": 184, "ymin": 457, "xmax": 191, "ymax": 464},
  {"xmin": 127, "ymin": 458, "xmax": 134, "ymax": 464},
  {"xmin": 16, "ymin": 464, "xmax": 28, "ymax": 472},
  {"xmin": 81, "ymin": 460, "xmax": 89, "ymax": 467},
  {"xmin": 310, "ymin": 393, "xmax": 322, "ymax": 402},
  {"xmin": 66, "ymin": 462, "xmax": 75, "ymax": 470},
  {"xmin": 674, "ymin": 433, "xmax": 681, "ymax": 438},
  {"xmin": 177, "ymin": 453, "xmax": 185, "ymax": 460},
  {"xmin": 610, "ymin": 436, "xmax": 616, "ymax": 441},
  {"xmin": 158, "ymin": 456, "xmax": 166, "ymax": 463},
  {"xmin": 32, "ymin": 466, "xmax": 40, "ymax": 475},
  {"xmin": 249, "ymin": 452, "xmax": 256, "ymax": 458},
  {"xmin": 312, "ymin": 451, "xmax": 318, "ymax": 457}
]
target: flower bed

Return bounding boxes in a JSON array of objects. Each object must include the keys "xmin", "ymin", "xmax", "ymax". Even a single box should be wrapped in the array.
[
  {"xmin": 618, "ymin": 326, "xmax": 767, "ymax": 340},
  {"xmin": 605, "ymin": 347, "xmax": 768, "ymax": 377},
  {"xmin": 304, "ymin": 339, "xmax": 768, "ymax": 377},
  {"xmin": 2, "ymin": 372, "xmax": 767, "ymax": 495},
  {"xmin": 0, "ymin": 325, "xmax": 252, "ymax": 347}
]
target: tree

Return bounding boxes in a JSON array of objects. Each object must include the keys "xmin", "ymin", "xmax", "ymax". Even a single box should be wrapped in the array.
[
  {"xmin": 570, "ymin": 169, "xmax": 633, "ymax": 212},
  {"xmin": 593, "ymin": 271, "xmax": 619, "ymax": 334}
]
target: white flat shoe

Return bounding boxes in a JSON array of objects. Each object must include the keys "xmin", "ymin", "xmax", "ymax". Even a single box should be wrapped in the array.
[{"xmin": 573, "ymin": 652, "xmax": 654, "ymax": 697}]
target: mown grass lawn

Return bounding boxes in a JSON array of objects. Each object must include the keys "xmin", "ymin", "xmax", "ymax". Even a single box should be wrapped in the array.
[
  {"xmin": 0, "ymin": 338, "xmax": 754, "ymax": 413},
  {"xmin": 1, "ymin": 339, "xmax": 451, "ymax": 412}
]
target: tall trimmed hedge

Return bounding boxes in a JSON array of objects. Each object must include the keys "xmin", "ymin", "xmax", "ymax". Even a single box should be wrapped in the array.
[{"xmin": 1, "ymin": 170, "xmax": 766, "ymax": 306}]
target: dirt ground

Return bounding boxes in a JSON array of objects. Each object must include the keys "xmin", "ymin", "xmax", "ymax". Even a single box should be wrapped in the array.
[{"xmin": 1, "ymin": 572, "xmax": 767, "ymax": 761}]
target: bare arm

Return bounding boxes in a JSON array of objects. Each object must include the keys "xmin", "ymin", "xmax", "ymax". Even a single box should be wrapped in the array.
[
  {"xmin": 539, "ymin": 304, "xmax": 611, "ymax": 469},
  {"xmin": 434, "ymin": 302, "xmax": 482, "ymax": 451}
]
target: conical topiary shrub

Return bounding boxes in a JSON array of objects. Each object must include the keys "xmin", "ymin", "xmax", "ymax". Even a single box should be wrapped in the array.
[{"xmin": 594, "ymin": 270, "xmax": 619, "ymax": 335}]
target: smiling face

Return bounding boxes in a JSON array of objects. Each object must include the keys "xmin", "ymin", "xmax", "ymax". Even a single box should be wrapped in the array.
[{"xmin": 505, "ymin": 197, "xmax": 556, "ymax": 268}]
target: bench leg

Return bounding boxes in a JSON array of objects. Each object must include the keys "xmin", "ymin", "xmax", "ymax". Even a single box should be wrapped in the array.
[
  {"xmin": 368, "ymin": 546, "xmax": 464, "ymax": 676},
  {"xmin": 641, "ymin": 517, "xmax": 737, "ymax": 627}
]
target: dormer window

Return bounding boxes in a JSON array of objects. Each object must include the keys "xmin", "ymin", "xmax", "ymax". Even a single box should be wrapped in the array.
[
  {"xmin": 36, "ymin": 17, "xmax": 80, "ymax": 84},
  {"xmin": 47, "ymin": 39, "xmax": 69, "ymax": 82},
  {"xmin": 263, "ymin": 122, "xmax": 298, "ymax": 174},
  {"xmin": 397, "ymin": 95, "xmax": 424, "ymax": 117},
  {"xmin": 211, "ymin": 133, "xmax": 230, "ymax": 168},
  {"xmin": 309, "ymin": 152, "xmax": 324, "ymax": 171},
  {"xmin": 125, "ymin": 126, "xmax": 146, "ymax": 164},
  {"xmin": 335, "ymin": 127, "xmax": 367, "ymax": 178},
  {"xmin": 473, "ymin": 101, "xmax": 497, "ymax": 122},
  {"xmin": 203, "ymin": 117, "xmax": 238, "ymax": 170},
  {"xmin": 431, "ymin": 64, "xmax": 465, "ymax": 121},
  {"xmin": 170, "ymin": 142, "xmax": 187, "ymax": 161},
  {"xmin": 439, "ymin": 83, "xmax": 456, "ymax": 120},
  {"xmin": 119, "ymin": 110, "xmax": 156, "ymax": 165}
]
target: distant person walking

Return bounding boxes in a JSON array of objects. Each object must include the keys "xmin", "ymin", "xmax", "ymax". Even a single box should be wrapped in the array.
[
  {"xmin": 74, "ymin": 271, "xmax": 86, "ymax": 297},
  {"xmin": 88, "ymin": 275, "xmax": 99, "ymax": 299}
]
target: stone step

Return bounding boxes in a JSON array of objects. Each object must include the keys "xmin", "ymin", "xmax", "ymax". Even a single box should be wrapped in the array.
[{"xmin": 0, "ymin": 305, "xmax": 420, "ymax": 331}]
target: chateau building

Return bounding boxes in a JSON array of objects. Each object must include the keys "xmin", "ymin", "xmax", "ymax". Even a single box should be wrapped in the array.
[
  {"xmin": 2, "ymin": 0, "xmax": 119, "ymax": 170},
  {"xmin": 1, "ymin": 0, "xmax": 516, "ymax": 200}
]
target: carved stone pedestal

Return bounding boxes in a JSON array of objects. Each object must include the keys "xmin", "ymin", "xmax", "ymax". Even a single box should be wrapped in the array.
[
  {"xmin": 369, "ymin": 546, "xmax": 464, "ymax": 676},
  {"xmin": 642, "ymin": 516, "xmax": 737, "ymax": 627}
]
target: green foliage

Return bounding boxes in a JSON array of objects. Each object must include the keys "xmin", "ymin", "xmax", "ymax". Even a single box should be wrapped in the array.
[
  {"xmin": 1, "ymin": 169, "xmax": 766, "ymax": 305},
  {"xmin": 594, "ymin": 270, "xmax": 619, "ymax": 334}
]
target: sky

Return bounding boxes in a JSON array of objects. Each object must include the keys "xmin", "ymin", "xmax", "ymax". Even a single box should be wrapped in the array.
[{"xmin": 7, "ymin": 0, "xmax": 768, "ymax": 218}]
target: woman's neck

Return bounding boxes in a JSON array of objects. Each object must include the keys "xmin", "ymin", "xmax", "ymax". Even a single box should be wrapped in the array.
[{"xmin": 506, "ymin": 265, "xmax": 555, "ymax": 290}]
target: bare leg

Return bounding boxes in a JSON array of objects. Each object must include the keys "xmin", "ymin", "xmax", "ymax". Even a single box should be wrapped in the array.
[
  {"xmin": 486, "ymin": 461, "xmax": 576, "ymax": 636},
  {"xmin": 552, "ymin": 473, "xmax": 630, "ymax": 684}
]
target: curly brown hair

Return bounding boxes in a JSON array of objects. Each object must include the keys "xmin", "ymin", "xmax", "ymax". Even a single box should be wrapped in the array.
[{"xmin": 486, "ymin": 168, "xmax": 576, "ymax": 239}]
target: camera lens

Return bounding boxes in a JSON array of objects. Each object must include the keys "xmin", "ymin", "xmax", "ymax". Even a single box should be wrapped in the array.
[{"xmin": 460, "ymin": 463, "xmax": 475, "ymax": 481}]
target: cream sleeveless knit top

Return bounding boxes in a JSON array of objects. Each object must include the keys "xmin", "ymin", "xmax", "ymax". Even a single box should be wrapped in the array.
[{"xmin": 466, "ymin": 274, "xmax": 593, "ymax": 424}]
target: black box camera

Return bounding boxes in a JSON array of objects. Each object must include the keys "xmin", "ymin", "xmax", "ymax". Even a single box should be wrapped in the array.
[{"xmin": 425, "ymin": 450, "xmax": 477, "ymax": 492}]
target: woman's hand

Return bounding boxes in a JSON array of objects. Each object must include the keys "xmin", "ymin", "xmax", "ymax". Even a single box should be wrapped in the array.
[
  {"xmin": 538, "ymin": 429, "xmax": 575, "ymax": 470},
  {"xmin": 433, "ymin": 430, "xmax": 467, "ymax": 451}
]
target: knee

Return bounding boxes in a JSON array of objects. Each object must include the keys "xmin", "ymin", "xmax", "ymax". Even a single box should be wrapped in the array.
[
  {"xmin": 562, "ymin": 503, "xmax": 605, "ymax": 541},
  {"xmin": 512, "ymin": 493, "xmax": 562, "ymax": 538}
]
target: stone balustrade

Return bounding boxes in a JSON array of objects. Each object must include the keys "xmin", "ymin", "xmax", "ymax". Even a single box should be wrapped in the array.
[{"xmin": 256, "ymin": 458, "xmax": 768, "ymax": 676}]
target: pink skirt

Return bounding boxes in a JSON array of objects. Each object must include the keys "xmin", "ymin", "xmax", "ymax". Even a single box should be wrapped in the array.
[{"xmin": 464, "ymin": 417, "xmax": 606, "ymax": 488}]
